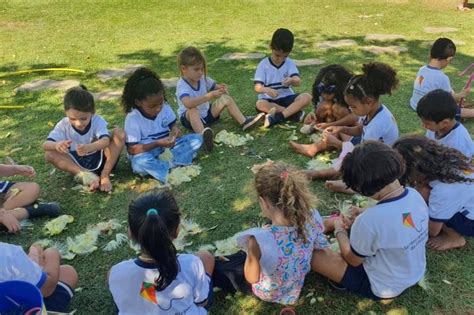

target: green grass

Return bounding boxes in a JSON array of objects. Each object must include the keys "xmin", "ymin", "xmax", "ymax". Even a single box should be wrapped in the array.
[{"xmin": 1, "ymin": 0, "xmax": 473, "ymax": 314}]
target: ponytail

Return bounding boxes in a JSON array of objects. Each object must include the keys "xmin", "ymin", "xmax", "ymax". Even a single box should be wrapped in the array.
[
  {"xmin": 128, "ymin": 190, "xmax": 181, "ymax": 291},
  {"xmin": 121, "ymin": 67, "xmax": 166, "ymax": 113},
  {"xmin": 344, "ymin": 62, "xmax": 398, "ymax": 101},
  {"xmin": 255, "ymin": 162, "xmax": 314, "ymax": 242}
]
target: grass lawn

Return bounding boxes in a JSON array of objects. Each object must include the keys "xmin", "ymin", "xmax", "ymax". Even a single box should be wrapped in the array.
[{"xmin": 1, "ymin": 0, "xmax": 473, "ymax": 314}]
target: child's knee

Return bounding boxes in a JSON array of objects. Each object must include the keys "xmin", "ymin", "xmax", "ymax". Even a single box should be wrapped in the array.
[
  {"xmin": 187, "ymin": 108, "xmax": 200, "ymax": 118},
  {"xmin": 44, "ymin": 151, "xmax": 55, "ymax": 163},
  {"xmin": 298, "ymin": 93, "xmax": 312, "ymax": 103},
  {"xmin": 17, "ymin": 182, "xmax": 40, "ymax": 198},
  {"xmin": 195, "ymin": 251, "xmax": 215, "ymax": 275},
  {"xmin": 60, "ymin": 265, "xmax": 78, "ymax": 289},
  {"xmin": 256, "ymin": 100, "xmax": 267, "ymax": 111},
  {"xmin": 112, "ymin": 128, "xmax": 126, "ymax": 143}
]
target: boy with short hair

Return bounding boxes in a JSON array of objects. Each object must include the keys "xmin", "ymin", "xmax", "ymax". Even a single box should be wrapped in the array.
[
  {"xmin": 417, "ymin": 89, "xmax": 473, "ymax": 159},
  {"xmin": 254, "ymin": 28, "xmax": 312, "ymax": 127},
  {"xmin": 409, "ymin": 38, "xmax": 472, "ymax": 118},
  {"xmin": 0, "ymin": 242, "xmax": 78, "ymax": 312},
  {"xmin": 1, "ymin": 164, "xmax": 60, "ymax": 233}
]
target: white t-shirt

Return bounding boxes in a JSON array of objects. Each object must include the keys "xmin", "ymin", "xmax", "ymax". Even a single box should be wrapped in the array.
[
  {"xmin": 350, "ymin": 188, "xmax": 428, "ymax": 298},
  {"xmin": 47, "ymin": 114, "xmax": 110, "ymax": 155},
  {"xmin": 410, "ymin": 65, "xmax": 452, "ymax": 110},
  {"xmin": 428, "ymin": 172, "xmax": 474, "ymax": 222},
  {"xmin": 176, "ymin": 77, "xmax": 216, "ymax": 118},
  {"xmin": 0, "ymin": 242, "xmax": 46, "ymax": 288},
  {"xmin": 109, "ymin": 254, "xmax": 210, "ymax": 315},
  {"xmin": 254, "ymin": 57, "xmax": 299, "ymax": 100},
  {"xmin": 426, "ymin": 122, "xmax": 474, "ymax": 160},
  {"xmin": 361, "ymin": 105, "xmax": 399, "ymax": 146},
  {"xmin": 124, "ymin": 104, "xmax": 177, "ymax": 147}
]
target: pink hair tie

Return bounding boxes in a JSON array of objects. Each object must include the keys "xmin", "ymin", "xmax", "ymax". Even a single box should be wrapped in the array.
[{"xmin": 280, "ymin": 170, "xmax": 289, "ymax": 180}]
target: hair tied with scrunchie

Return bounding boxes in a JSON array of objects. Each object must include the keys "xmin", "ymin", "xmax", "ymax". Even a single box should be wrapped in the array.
[
  {"xmin": 146, "ymin": 208, "xmax": 159, "ymax": 216},
  {"xmin": 280, "ymin": 170, "xmax": 289, "ymax": 180}
]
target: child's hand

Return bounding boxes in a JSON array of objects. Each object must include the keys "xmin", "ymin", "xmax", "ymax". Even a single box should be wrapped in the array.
[
  {"xmin": 304, "ymin": 112, "xmax": 316, "ymax": 125},
  {"xmin": 325, "ymin": 126, "xmax": 342, "ymax": 135},
  {"xmin": 333, "ymin": 217, "xmax": 348, "ymax": 231},
  {"xmin": 349, "ymin": 206, "xmax": 363, "ymax": 218},
  {"xmin": 282, "ymin": 77, "xmax": 293, "ymax": 87},
  {"xmin": 28, "ymin": 244, "xmax": 45, "ymax": 266},
  {"xmin": 216, "ymin": 83, "xmax": 228, "ymax": 94},
  {"xmin": 322, "ymin": 130, "xmax": 339, "ymax": 147},
  {"xmin": 265, "ymin": 88, "xmax": 279, "ymax": 98},
  {"xmin": 76, "ymin": 144, "xmax": 91, "ymax": 156},
  {"xmin": 0, "ymin": 210, "xmax": 21, "ymax": 233},
  {"xmin": 16, "ymin": 165, "xmax": 36, "ymax": 177},
  {"xmin": 55, "ymin": 140, "xmax": 72, "ymax": 154},
  {"xmin": 157, "ymin": 137, "xmax": 176, "ymax": 148},
  {"xmin": 208, "ymin": 89, "xmax": 225, "ymax": 100},
  {"xmin": 316, "ymin": 122, "xmax": 330, "ymax": 130}
]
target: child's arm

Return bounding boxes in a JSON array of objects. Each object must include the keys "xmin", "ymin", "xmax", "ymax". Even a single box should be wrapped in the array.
[
  {"xmin": 334, "ymin": 219, "xmax": 364, "ymax": 267},
  {"xmin": 254, "ymin": 83, "xmax": 279, "ymax": 98},
  {"xmin": 282, "ymin": 76, "xmax": 301, "ymax": 87},
  {"xmin": 243, "ymin": 236, "xmax": 261, "ymax": 284},
  {"xmin": 43, "ymin": 140, "xmax": 72, "ymax": 154},
  {"xmin": 76, "ymin": 137, "xmax": 110, "ymax": 157},
  {"xmin": 127, "ymin": 138, "xmax": 175, "ymax": 155},
  {"xmin": 0, "ymin": 209, "xmax": 21, "ymax": 233},
  {"xmin": 316, "ymin": 113, "xmax": 359, "ymax": 129},
  {"xmin": 28, "ymin": 245, "xmax": 60, "ymax": 297},
  {"xmin": 326, "ymin": 124, "xmax": 362, "ymax": 137},
  {"xmin": 181, "ymin": 89, "xmax": 225, "ymax": 109},
  {"xmin": 452, "ymin": 87, "xmax": 470, "ymax": 102},
  {"xmin": 0, "ymin": 164, "xmax": 35, "ymax": 177}
]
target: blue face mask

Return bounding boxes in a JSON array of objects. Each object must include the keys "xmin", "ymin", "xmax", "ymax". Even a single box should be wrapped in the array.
[{"xmin": 317, "ymin": 82, "xmax": 336, "ymax": 94}]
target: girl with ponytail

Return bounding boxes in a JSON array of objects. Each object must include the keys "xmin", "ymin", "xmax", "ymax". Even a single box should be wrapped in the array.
[
  {"xmin": 108, "ymin": 190, "xmax": 214, "ymax": 314},
  {"xmin": 213, "ymin": 161, "xmax": 329, "ymax": 305}
]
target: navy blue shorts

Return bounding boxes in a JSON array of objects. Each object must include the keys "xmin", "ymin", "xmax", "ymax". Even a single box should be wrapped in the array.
[
  {"xmin": 180, "ymin": 107, "xmax": 220, "ymax": 130},
  {"xmin": 212, "ymin": 251, "xmax": 251, "ymax": 294},
  {"xmin": 339, "ymin": 264, "xmax": 381, "ymax": 300},
  {"xmin": 69, "ymin": 151, "xmax": 106, "ymax": 175},
  {"xmin": 43, "ymin": 281, "xmax": 74, "ymax": 312},
  {"xmin": 445, "ymin": 213, "xmax": 474, "ymax": 236},
  {"xmin": 350, "ymin": 136, "xmax": 362, "ymax": 145},
  {"xmin": 257, "ymin": 94, "xmax": 299, "ymax": 112},
  {"xmin": 0, "ymin": 181, "xmax": 14, "ymax": 194}
]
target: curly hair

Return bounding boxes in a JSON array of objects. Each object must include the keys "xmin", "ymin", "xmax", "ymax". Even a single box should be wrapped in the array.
[
  {"xmin": 344, "ymin": 62, "xmax": 399, "ymax": 101},
  {"xmin": 312, "ymin": 64, "xmax": 352, "ymax": 107},
  {"xmin": 121, "ymin": 67, "xmax": 165, "ymax": 113},
  {"xmin": 393, "ymin": 135, "xmax": 473, "ymax": 186},
  {"xmin": 254, "ymin": 162, "xmax": 314, "ymax": 242}
]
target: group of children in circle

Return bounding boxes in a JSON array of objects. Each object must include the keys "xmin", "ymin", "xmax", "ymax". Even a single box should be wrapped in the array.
[{"xmin": 1, "ymin": 28, "xmax": 473, "ymax": 314}]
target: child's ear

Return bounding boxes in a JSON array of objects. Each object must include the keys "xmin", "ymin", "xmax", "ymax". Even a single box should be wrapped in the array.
[
  {"xmin": 180, "ymin": 65, "xmax": 187, "ymax": 73},
  {"xmin": 134, "ymin": 99, "xmax": 142, "ymax": 108},
  {"xmin": 439, "ymin": 118, "xmax": 452, "ymax": 129}
]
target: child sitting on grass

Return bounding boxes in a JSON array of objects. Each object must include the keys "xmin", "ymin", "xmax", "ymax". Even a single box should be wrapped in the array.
[
  {"xmin": 108, "ymin": 190, "xmax": 214, "ymax": 314},
  {"xmin": 416, "ymin": 89, "xmax": 473, "ymax": 160},
  {"xmin": 176, "ymin": 46, "xmax": 263, "ymax": 152},
  {"xmin": 213, "ymin": 161, "xmax": 328, "ymax": 305},
  {"xmin": 394, "ymin": 135, "xmax": 473, "ymax": 251},
  {"xmin": 1, "ymin": 164, "xmax": 60, "ymax": 233},
  {"xmin": 0, "ymin": 242, "xmax": 78, "ymax": 313},
  {"xmin": 123, "ymin": 67, "xmax": 203, "ymax": 184},
  {"xmin": 254, "ymin": 28, "xmax": 312, "ymax": 127},
  {"xmin": 409, "ymin": 37, "xmax": 473, "ymax": 119},
  {"xmin": 311, "ymin": 141, "xmax": 428, "ymax": 300},
  {"xmin": 43, "ymin": 85, "xmax": 125, "ymax": 192},
  {"xmin": 300, "ymin": 64, "xmax": 358, "ymax": 134}
]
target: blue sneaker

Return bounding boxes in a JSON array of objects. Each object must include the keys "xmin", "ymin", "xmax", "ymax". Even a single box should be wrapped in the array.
[{"xmin": 289, "ymin": 110, "xmax": 305, "ymax": 123}]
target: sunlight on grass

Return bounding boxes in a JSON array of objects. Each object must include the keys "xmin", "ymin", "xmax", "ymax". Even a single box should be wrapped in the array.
[
  {"xmin": 386, "ymin": 307, "xmax": 409, "ymax": 315},
  {"xmin": 232, "ymin": 197, "xmax": 253, "ymax": 212}
]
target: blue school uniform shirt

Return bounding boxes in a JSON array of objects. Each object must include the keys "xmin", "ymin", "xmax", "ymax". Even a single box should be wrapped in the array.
[
  {"xmin": 0, "ymin": 242, "xmax": 47, "ymax": 289},
  {"xmin": 428, "ymin": 172, "xmax": 474, "ymax": 222},
  {"xmin": 124, "ymin": 103, "xmax": 177, "ymax": 149},
  {"xmin": 361, "ymin": 105, "xmax": 399, "ymax": 146},
  {"xmin": 176, "ymin": 77, "xmax": 216, "ymax": 118},
  {"xmin": 254, "ymin": 57, "xmax": 299, "ymax": 100},
  {"xmin": 350, "ymin": 188, "xmax": 428, "ymax": 298},
  {"xmin": 109, "ymin": 254, "xmax": 210, "ymax": 315},
  {"xmin": 410, "ymin": 65, "xmax": 452, "ymax": 110},
  {"xmin": 426, "ymin": 122, "xmax": 474, "ymax": 160}
]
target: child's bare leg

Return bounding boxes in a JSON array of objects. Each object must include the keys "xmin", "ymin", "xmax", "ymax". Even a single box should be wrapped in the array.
[
  {"xmin": 289, "ymin": 140, "xmax": 328, "ymax": 157},
  {"xmin": 460, "ymin": 108, "xmax": 474, "ymax": 119},
  {"xmin": 325, "ymin": 180, "xmax": 355, "ymax": 195},
  {"xmin": 281, "ymin": 93, "xmax": 312, "ymax": 118},
  {"xmin": 59, "ymin": 265, "xmax": 79, "ymax": 289},
  {"xmin": 213, "ymin": 95, "xmax": 246, "ymax": 124},
  {"xmin": 186, "ymin": 108, "xmax": 205, "ymax": 133},
  {"xmin": 3, "ymin": 182, "xmax": 39, "ymax": 220},
  {"xmin": 303, "ymin": 167, "xmax": 340, "ymax": 180},
  {"xmin": 195, "ymin": 251, "xmax": 215, "ymax": 275},
  {"xmin": 45, "ymin": 151, "xmax": 82, "ymax": 176},
  {"xmin": 311, "ymin": 249, "xmax": 347, "ymax": 283},
  {"xmin": 255, "ymin": 99, "xmax": 286, "ymax": 114},
  {"xmin": 100, "ymin": 128, "xmax": 125, "ymax": 192},
  {"xmin": 427, "ymin": 225, "xmax": 466, "ymax": 250}
]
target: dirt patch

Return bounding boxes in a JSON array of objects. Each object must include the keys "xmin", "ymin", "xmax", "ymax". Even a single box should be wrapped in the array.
[
  {"xmin": 364, "ymin": 34, "xmax": 406, "ymax": 41},
  {"xmin": 220, "ymin": 53, "xmax": 265, "ymax": 60},
  {"xmin": 424, "ymin": 27, "xmax": 458, "ymax": 34},
  {"xmin": 361, "ymin": 45, "xmax": 408, "ymax": 55},
  {"xmin": 316, "ymin": 39, "xmax": 357, "ymax": 49},
  {"xmin": 97, "ymin": 64, "xmax": 144, "ymax": 82},
  {"xmin": 294, "ymin": 59, "xmax": 325, "ymax": 67},
  {"xmin": 91, "ymin": 90, "xmax": 122, "ymax": 101},
  {"xmin": 162, "ymin": 77, "xmax": 179, "ymax": 88},
  {"xmin": 14, "ymin": 79, "xmax": 79, "ymax": 92}
]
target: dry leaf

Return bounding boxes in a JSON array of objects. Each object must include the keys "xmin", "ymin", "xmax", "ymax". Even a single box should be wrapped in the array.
[
  {"xmin": 168, "ymin": 165, "xmax": 201, "ymax": 186},
  {"xmin": 43, "ymin": 215, "xmax": 74, "ymax": 236},
  {"xmin": 215, "ymin": 130, "xmax": 253, "ymax": 147}
]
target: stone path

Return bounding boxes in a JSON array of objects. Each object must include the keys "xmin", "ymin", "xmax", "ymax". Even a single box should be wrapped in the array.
[
  {"xmin": 14, "ymin": 79, "xmax": 79, "ymax": 92},
  {"xmin": 316, "ymin": 39, "xmax": 357, "ymax": 49},
  {"xmin": 364, "ymin": 34, "xmax": 406, "ymax": 41},
  {"xmin": 220, "ymin": 52, "xmax": 265, "ymax": 60},
  {"xmin": 97, "ymin": 64, "xmax": 144, "ymax": 82},
  {"xmin": 91, "ymin": 90, "xmax": 122, "ymax": 101},
  {"xmin": 361, "ymin": 45, "xmax": 408, "ymax": 55},
  {"xmin": 423, "ymin": 27, "xmax": 458, "ymax": 34},
  {"xmin": 294, "ymin": 59, "xmax": 325, "ymax": 67},
  {"xmin": 161, "ymin": 77, "xmax": 179, "ymax": 88}
]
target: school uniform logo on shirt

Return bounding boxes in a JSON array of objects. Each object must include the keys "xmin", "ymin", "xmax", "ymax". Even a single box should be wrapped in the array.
[
  {"xmin": 161, "ymin": 118, "xmax": 171, "ymax": 129},
  {"xmin": 140, "ymin": 282, "xmax": 158, "ymax": 304},
  {"xmin": 402, "ymin": 212, "xmax": 416, "ymax": 229}
]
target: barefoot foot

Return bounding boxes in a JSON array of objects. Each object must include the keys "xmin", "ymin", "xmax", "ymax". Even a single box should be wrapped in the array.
[
  {"xmin": 100, "ymin": 176, "xmax": 112, "ymax": 192},
  {"xmin": 427, "ymin": 233, "xmax": 466, "ymax": 251},
  {"xmin": 289, "ymin": 141, "xmax": 319, "ymax": 157}
]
